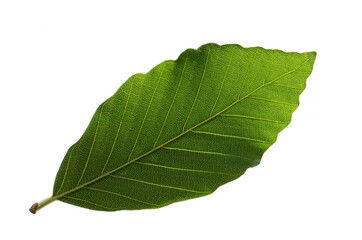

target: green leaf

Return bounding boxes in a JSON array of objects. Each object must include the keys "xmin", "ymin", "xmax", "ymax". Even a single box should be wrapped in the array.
[{"xmin": 30, "ymin": 43, "xmax": 316, "ymax": 213}]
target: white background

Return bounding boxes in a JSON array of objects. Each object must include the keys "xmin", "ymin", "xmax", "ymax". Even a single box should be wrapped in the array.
[{"xmin": 0, "ymin": 0, "xmax": 361, "ymax": 239}]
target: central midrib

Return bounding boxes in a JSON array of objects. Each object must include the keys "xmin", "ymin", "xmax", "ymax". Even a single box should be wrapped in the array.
[{"xmin": 52, "ymin": 56, "xmax": 312, "ymax": 202}]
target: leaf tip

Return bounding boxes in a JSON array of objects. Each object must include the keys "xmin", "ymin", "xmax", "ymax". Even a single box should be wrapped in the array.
[
  {"xmin": 29, "ymin": 203, "xmax": 38, "ymax": 214},
  {"xmin": 311, "ymin": 51, "xmax": 317, "ymax": 58},
  {"xmin": 307, "ymin": 51, "xmax": 317, "ymax": 61}
]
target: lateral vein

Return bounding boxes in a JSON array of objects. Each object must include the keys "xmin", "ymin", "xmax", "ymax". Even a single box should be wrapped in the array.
[
  {"xmin": 219, "ymin": 114, "xmax": 289, "ymax": 124},
  {"xmin": 127, "ymin": 65, "xmax": 164, "ymax": 162},
  {"xmin": 109, "ymin": 175, "xmax": 208, "ymax": 194},
  {"xmin": 62, "ymin": 196, "xmax": 117, "ymax": 210},
  {"xmin": 210, "ymin": 46, "xmax": 235, "ymax": 116},
  {"xmin": 84, "ymin": 187, "xmax": 161, "ymax": 207},
  {"xmin": 162, "ymin": 146, "xmax": 249, "ymax": 159},
  {"xmin": 55, "ymin": 147, "xmax": 74, "ymax": 195},
  {"xmin": 76, "ymin": 105, "xmax": 103, "ymax": 185},
  {"xmin": 101, "ymin": 81, "xmax": 133, "ymax": 174},
  {"xmin": 154, "ymin": 59, "xmax": 187, "ymax": 148},
  {"xmin": 135, "ymin": 161, "xmax": 237, "ymax": 176},
  {"xmin": 182, "ymin": 47, "xmax": 210, "ymax": 132},
  {"xmin": 191, "ymin": 130, "xmax": 272, "ymax": 144},
  {"xmin": 248, "ymin": 96, "xmax": 298, "ymax": 106}
]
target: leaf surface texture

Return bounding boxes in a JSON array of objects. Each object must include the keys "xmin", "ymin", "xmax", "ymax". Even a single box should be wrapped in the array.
[{"xmin": 52, "ymin": 43, "xmax": 316, "ymax": 211}]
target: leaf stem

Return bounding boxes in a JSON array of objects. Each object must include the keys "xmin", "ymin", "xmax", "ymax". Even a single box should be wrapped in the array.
[{"xmin": 29, "ymin": 196, "xmax": 56, "ymax": 214}]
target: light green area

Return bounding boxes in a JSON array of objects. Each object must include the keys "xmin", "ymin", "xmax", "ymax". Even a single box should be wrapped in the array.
[{"xmin": 45, "ymin": 43, "xmax": 315, "ymax": 212}]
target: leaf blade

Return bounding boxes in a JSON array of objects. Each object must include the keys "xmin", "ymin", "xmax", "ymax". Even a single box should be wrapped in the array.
[{"xmin": 50, "ymin": 43, "xmax": 316, "ymax": 212}]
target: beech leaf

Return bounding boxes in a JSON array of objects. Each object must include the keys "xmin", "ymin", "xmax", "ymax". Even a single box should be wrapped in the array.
[{"xmin": 30, "ymin": 43, "xmax": 316, "ymax": 213}]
